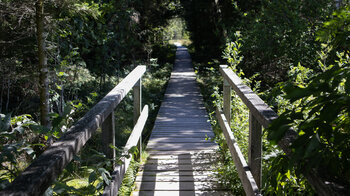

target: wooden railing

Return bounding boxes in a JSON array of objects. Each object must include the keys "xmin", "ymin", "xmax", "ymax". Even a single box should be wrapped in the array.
[
  {"xmin": 216, "ymin": 65, "xmax": 344, "ymax": 196},
  {"xmin": 1, "ymin": 65, "xmax": 147, "ymax": 196}
]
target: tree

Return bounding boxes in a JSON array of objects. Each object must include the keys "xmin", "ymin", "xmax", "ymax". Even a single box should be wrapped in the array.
[{"xmin": 36, "ymin": 0, "xmax": 50, "ymax": 128}]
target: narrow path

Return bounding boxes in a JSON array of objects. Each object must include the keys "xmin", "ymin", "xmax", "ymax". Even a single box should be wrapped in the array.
[{"xmin": 132, "ymin": 47, "xmax": 231, "ymax": 196}]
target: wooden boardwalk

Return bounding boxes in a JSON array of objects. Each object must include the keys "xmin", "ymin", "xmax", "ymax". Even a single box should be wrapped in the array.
[{"xmin": 132, "ymin": 47, "xmax": 232, "ymax": 196}]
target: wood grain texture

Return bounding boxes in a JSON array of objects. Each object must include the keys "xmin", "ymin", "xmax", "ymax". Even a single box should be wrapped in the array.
[
  {"xmin": 216, "ymin": 107, "xmax": 261, "ymax": 196},
  {"xmin": 133, "ymin": 47, "xmax": 231, "ymax": 195},
  {"xmin": 220, "ymin": 65, "xmax": 347, "ymax": 196},
  {"xmin": 1, "ymin": 66, "xmax": 146, "ymax": 196},
  {"xmin": 103, "ymin": 105, "xmax": 148, "ymax": 195}
]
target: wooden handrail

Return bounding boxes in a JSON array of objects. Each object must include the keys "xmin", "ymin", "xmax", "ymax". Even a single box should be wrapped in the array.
[
  {"xmin": 103, "ymin": 105, "xmax": 149, "ymax": 195},
  {"xmin": 1, "ymin": 65, "xmax": 146, "ymax": 196},
  {"xmin": 216, "ymin": 107, "xmax": 261, "ymax": 196},
  {"xmin": 218, "ymin": 65, "xmax": 345, "ymax": 196}
]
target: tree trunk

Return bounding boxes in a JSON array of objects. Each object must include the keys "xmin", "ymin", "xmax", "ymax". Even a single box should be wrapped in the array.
[{"xmin": 36, "ymin": 0, "xmax": 50, "ymax": 128}]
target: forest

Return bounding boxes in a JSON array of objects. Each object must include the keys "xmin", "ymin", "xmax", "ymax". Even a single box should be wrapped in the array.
[{"xmin": 1, "ymin": 0, "xmax": 350, "ymax": 195}]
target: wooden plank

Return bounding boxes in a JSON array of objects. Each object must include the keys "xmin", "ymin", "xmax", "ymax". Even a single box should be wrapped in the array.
[
  {"xmin": 132, "ymin": 191, "xmax": 233, "ymax": 196},
  {"xmin": 150, "ymin": 132, "xmax": 214, "ymax": 138},
  {"xmin": 220, "ymin": 65, "xmax": 277, "ymax": 128},
  {"xmin": 144, "ymin": 159, "xmax": 217, "ymax": 165},
  {"xmin": 141, "ymin": 164, "xmax": 215, "ymax": 171},
  {"xmin": 151, "ymin": 130, "xmax": 213, "ymax": 134},
  {"xmin": 101, "ymin": 110, "xmax": 115, "ymax": 164},
  {"xmin": 147, "ymin": 150, "xmax": 217, "ymax": 155},
  {"xmin": 103, "ymin": 105, "xmax": 148, "ymax": 195},
  {"xmin": 1, "ymin": 66, "xmax": 146, "ymax": 196},
  {"xmin": 146, "ymin": 143, "xmax": 218, "ymax": 151},
  {"xmin": 124, "ymin": 105, "xmax": 148, "ymax": 152},
  {"xmin": 220, "ymin": 65, "xmax": 345, "ymax": 196},
  {"xmin": 133, "ymin": 78, "xmax": 142, "ymax": 125},
  {"xmin": 223, "ymin": 78, "xmax": 231, "ymax": 126},
  {"xmin": 103, "ymin": 157, "xmax": 131, "ymax": 196},
  {"xmin": 216, "ymin": 107, "xmax": 261, "ymax": 196},
  {"xmin": 147, "ymin": 137, "xmax": 211, "ymax": 143},
  {"xmin": 155, "ymin": 117, "xmax": 209, "ymax": 123},
  {"xmin": 138, "ymin": 170, "xmax": 217, "ymax": 176},
  {"xmin": 147, "ymin": 153, "xmax": 219, "ymax": 160},
  {"xmin": 134, "ymin": 181, "xmax": 225, "ymax": 191},
  {"xmin": 135, "ymin": 175, "xmax": 219, "ymax": 182},
  {"xmin": 157, "ymin": 113, "xmax": 208, "ymax": 118},
  {"xmin": 248, "ymin": 111, "xmax": 262, "ymax": 188}
]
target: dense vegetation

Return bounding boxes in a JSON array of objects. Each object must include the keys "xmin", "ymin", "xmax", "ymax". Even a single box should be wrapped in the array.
[
  {"xmin": 0, "ymin": 0, "xmax": 179, "ymax": 194},
  {"xmin": 183, "ymin": 0, "xmax": 350, "ymax": 195},
  {"xmin": 1, "ymin": 0, "xmax": 350, "ymax": 195}
]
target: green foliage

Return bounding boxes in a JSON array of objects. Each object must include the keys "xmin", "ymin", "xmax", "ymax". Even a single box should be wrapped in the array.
[
  {"xmin": 0, "ymin": 113, "xmax": 38, "ymax": 190},
  {"xmin": 268, "ymin": 52, "xmax": 350, "ymax": 188},
  {"xmin": 316, "ymin": 6, "xmax": 350, "ymax": 52}
]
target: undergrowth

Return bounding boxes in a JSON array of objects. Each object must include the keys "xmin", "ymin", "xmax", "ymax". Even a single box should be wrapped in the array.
[{"xmin": 0, "ymin": 44, "xmax": 175, "ymax": 195}]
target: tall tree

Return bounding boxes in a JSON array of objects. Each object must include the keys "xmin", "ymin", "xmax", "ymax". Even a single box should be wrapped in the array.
[{"xmin": 36, "ymin": 0, "xmax": 50, "ymax": 128}]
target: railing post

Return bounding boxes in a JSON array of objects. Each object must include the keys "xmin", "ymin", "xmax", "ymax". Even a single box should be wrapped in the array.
[
  {"xmin": 223, "ymin": 78, "xmax": 231, "ymax": 126},
  {"xmin": 133, "ymin": 78, "xmax": 142, "ymax": 160},
  {"xmin": 102, "ymin": 110, "xmax": 116, "ymax": 168},
  {"xmin": 248, "ymin": 111, "xmax": 262, "ymax": 188}
]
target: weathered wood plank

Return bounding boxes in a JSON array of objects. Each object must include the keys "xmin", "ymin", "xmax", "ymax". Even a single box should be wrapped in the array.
[
  {"xmin": 132, "ymin": 191, "xmax": 233, "ymax": 196},
  {"xmin": 223, "ymin": 78, "xmax": 231, "ymax": 126},
  {"xmin": 151, "ymin": 130, "xmax": 213, "ymax": 134},
  {"xmin": 146, "ymin": 143, "xmax": 218, "ymax": 151},
  {"xmin": 134, "ymin": 181, "xmax": 225, "ymax": 191},
  {"xmin": 150, "ymin": 132, "xmax": 215, "ymax": 138},
  {"xmin": 101, "ymin": 110, "xmax": 115, "ymax": 165},
  {"xmin": 135, "ymin": 175, "xmax": 219, "ymax": 182},
  {"xmin": 220, "ymin": 65, "xmax": 347, "ymax": 196},
  {"xmin": 140, "ymin": 164, "xmax": 215, "ymax": 171},
  {"xmin": 138, "ymin": 170, "xmax": 217, "ymax": 176},
  {"xmin": 248, "ymin": 111, "xmax": 262, "ymax": 188},
  {"xmin": 216, "ymin": 107, "xmax": 261, "ymax": 196},
  {"xmin": 219, "ymin": 65, "xmax": 277, "ymax": 128},
  {"xmin": 133, "ymin": 79, "xmax": 142, "ymax": 125},
  {"xmin": 1, "ymin": 66, "xmax": 146, "ymax": 196},
  {"xmin": 147, "ymin": 137, "xmax": 211, "ymax": 143},
  {"xmin": 144, "ymin": 158, "xmax": 217, "ymax": 165},
  {"xmin": 103, "ymin": 105, "xmax": 148, "ymax": 195},
  {"xmin": 147, "ymin": 150, "xmax": 217, "ymax": 155},
  {"xmin": 147, "ymin": 153, "xmax": 219, "ymax": 160}
]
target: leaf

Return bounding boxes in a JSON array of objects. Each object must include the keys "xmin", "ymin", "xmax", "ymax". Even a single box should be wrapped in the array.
[
  {"xmin": 304, "ymin": 136, "xmax": 320, "ymax": 159},
  {"xmin": 284, "ymin": 85, "xmax": 310, "ymax": 102},
  {"xmin": 30, "ymin": 124, "xmax": 49, "ymax": 134},
  {"xmin": 98, "ymin": 168, "xmax": 111, "ymax": 185},
  {"xmin": 88, "ymin": 171, "xmax": 97, "ymax": 184},
  {"xmin": 96, "ymin": 182, "xmax": 103, "ymax": 190},
  {"xmin": 0, "ymin": 113, "xmax": 11, "ymax": 132}
]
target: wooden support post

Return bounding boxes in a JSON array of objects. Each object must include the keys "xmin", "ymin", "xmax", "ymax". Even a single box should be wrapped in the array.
[
  {"xmin": 102, "ymin": 110, "xmax": 115, "ymax": 167},
  {"xmin": 133, "ymin": 78, "xmax": 142, "ymax": 160},
  {"xmin": 248, "ymin": 111, "xmax": 262, "ymax": 188},
  {"xmin": 223, "ymin": 78, "xmax": 231, "ymax": 126}
]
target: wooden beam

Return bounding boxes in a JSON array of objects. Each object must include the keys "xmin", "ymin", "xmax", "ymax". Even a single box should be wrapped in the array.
[
  {"xmin": 1, "ymin": 66, "xmax": 146, "ymax": 196},
  {"xmin": 223, "ymin": 75, "xmax": 231, "ymax": 126},
  {"xmin": 103, "ymin": 105, "xmax": 148, "ymax": 195},
  {"xmin": 216, "ymin": 107, "xmax": 261, "ymax": 196},
  {"xmin": 219, "ymin": 65, "xmax": 347, "ymax": 196},
  {"xmin": 248, "ymin": 111, "xmax": 262, "ymax": 188},
  {"xmin": 133, "ymin": 78, "xmax": 142, "ymax": 161},
  {"xmin": 102, "ymin": 110, "xmax": 116, "ymax": 167},
  {"xmin": 219, "ymin": 65, "xmax": 277, "ymax": 128},
  {"xmin": 133, "ymin": 79, "xmax": 142, "ymax": 125}
]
